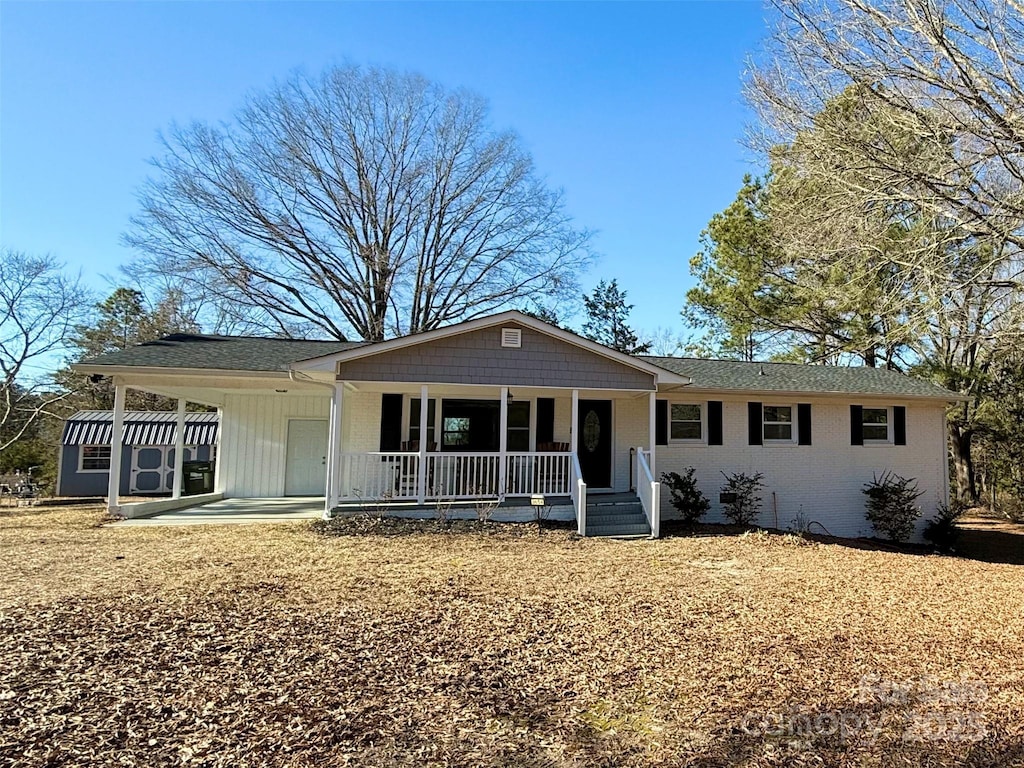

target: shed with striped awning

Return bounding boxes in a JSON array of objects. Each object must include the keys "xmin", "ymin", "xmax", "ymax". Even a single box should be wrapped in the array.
[{"xmin": 57, "ymin": 411, "xmax": 219, "ymax": 497}]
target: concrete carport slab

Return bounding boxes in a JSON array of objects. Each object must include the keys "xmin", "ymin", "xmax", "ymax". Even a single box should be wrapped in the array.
[{"xmin": 111, "ymin": 497, "xmax": 324, "ymax": 526}]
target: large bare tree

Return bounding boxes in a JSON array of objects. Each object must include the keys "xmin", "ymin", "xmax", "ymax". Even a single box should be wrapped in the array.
[
  {"xmin": 740, "ymin": 3, "xmax": 1024, "ymax": 502},
  {"xmin": 0, "ymin": 250, "xmax": 90, "ymax": 454},
  {"xmin": 126, "ymin": 65, "xmax": 592, "ymax": 341},
  {"xmin": 748, "ymin": 0, "xmax": 1024, "ymax": 258}
]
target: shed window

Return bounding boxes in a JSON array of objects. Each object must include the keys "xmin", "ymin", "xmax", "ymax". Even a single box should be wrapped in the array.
[
  {"xmin": 670, "ymin": 404, "xmax": 702, "ymax": 441},
  {"xmin": 80, "ymin": 445, "xmax": 111, "ymax": 471},
  {"xmin": 862, "ymin": 407, "xmax": 890, "ymax": 442},
  {"xmin": 763, "ymin": 406, "xmax": 793, "ymax": 442}
]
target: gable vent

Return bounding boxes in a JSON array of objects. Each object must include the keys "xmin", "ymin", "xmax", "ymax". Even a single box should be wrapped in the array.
[{"xmin": 501, "ymin": 327, "xmax": 522, "ymax": 348}]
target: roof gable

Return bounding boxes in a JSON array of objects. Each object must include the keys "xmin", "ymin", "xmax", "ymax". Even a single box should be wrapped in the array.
[{"xmin": 290, "ymin": 310, "xmax": 688, "ymax": 384}]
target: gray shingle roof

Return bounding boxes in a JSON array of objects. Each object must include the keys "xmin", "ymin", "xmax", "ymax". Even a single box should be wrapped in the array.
[
  {"xmin": 77, "ymin": 330, "xmax": 958, "ymax": 400},
  {"xmin": 79, "ymin": 334, "xmax": 366, "ymax": 372},
  {"xmin": 641, "ymin": 356, "xmax": 957, "ymax": 399}
]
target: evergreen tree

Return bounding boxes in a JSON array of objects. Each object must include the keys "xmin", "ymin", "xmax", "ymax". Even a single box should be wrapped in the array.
[{"xmin": 581, "ymin": 280, "xmax": 650, "ymax": 354}]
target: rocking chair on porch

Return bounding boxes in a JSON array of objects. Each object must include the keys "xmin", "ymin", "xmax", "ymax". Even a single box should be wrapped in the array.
[
  {"xmin": 535, "ymin": 442, "xmax": 570, "ymax": 495},
  {"xmin": 395, "ymin": 441, "xmax": 436, "ymax": 497}
]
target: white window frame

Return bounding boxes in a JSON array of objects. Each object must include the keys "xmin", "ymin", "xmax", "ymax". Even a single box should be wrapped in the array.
[
  {"xmin": 861, "ymin": 406, "xmax": 893, "ymax": 444},
  {"xmin": 79, "ymin": 444, "xmax": 112, "ymax": 473},
  {"xmin": 762, "ymin": 404, "xmax": 796, "ymax": 444},
  {"xmin": 669, "ymin": 402, "xmax": 705, "ymax": 444}
]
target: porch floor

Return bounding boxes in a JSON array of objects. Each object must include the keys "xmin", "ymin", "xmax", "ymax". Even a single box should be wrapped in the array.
[{"xmin": 111, "ymin": 497, "xmax": 324, "ymax": 526}]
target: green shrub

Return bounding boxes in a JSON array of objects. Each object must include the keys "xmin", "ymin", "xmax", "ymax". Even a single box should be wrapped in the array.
[
  {"xmin": 720, "ymin": 471, "xmax": 764, "ymax": 526},
  {"xmin": 862, "ymin": 471, "xmax": 923, "ymax": 542},
  {"xmin": 923, "ymin": 500, "xmax": 966, "ymax": 553},
  {"xmin": 661, "ymin": 468, "xmax": 710, "ymax": 523}
]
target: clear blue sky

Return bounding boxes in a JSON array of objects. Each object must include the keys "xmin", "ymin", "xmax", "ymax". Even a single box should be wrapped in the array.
[{"xmin": 1, "ymin": 1, "xmax": 768, "ymax": 341}]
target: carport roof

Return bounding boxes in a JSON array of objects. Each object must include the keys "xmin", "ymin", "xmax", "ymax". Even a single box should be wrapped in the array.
[{"xmin": 80, "ymin": 334, "xmax": 366, "ymax": 372}]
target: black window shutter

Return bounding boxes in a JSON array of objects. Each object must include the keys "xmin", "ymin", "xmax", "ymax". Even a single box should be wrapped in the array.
[
  {"xmin": 708, "ymin": 401, "xmax": 724, "ymax": 445},
  {"xmin": 893, "ymin": 406, "xmax": 907, "ymax": 446},
  {"xmin": 536, "ymin": 398, "xmax": 555, "ymax": 445},
  {"xmin": 797, "ymin": 403, "xmax": 812, "ymax": 445},
  {"xmin": 379, "ymin": 394, "xmax": 403, "ymax": 451},
  {"xmin": 850, "ymin": 405, "xmax": 864, "ymax": 446},
  {"xmin": 748, "ymin": 402, "xmax": 763, "ymax": 446},
  {"xmin": 655, "ymin": 400, "xmax": 668, "ymax": 446}
]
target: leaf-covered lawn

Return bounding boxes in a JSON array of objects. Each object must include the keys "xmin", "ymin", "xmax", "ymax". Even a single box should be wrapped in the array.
[{"xmin": 2, "ymin": 505, "xmax": 1022, "ymax": 767}]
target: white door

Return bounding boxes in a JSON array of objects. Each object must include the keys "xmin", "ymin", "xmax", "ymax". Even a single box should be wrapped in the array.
[{"xmin": 284, "ymin": 420, "xmax": 328, "ymax": 496}]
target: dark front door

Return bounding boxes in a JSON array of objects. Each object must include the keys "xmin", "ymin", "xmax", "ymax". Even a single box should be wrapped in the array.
[{"xmin": 577, "ymin": 399, "xmax": 612, "ymax": 488}]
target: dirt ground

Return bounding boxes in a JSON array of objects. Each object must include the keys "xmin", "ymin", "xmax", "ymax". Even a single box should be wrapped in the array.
[{"xmin": 1, "ymin": 505, "xmax": 1022, "ymax": 767}]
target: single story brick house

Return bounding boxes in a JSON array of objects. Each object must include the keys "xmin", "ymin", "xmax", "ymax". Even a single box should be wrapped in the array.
[
  {"xmin": 75, "ymin": 311, "xmax": 959, "ymax": 539},
  {"xmin": 57, "ymin": 411, "xmax": 218, "ymax": 497}
]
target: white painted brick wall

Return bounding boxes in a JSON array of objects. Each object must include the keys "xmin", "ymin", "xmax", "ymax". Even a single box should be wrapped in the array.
[{"xmin": 656, "ymin": 397, "xmax": 948, "ymax": 541}]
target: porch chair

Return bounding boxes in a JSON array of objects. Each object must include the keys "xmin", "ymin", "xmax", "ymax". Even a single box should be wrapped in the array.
[
  {"xmin": 534, "ymin": 442, "xmax": 570, "ymax": 495},
  {"xmin": 395, "ymin": 441, "xmax": 436, "ymax": 497}
]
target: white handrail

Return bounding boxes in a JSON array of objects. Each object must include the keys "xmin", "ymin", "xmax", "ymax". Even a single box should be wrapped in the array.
[
  {"xmin": 570, "ymin": 452, "xmax": 587, "ymax": 535},
  {"xmin": 635, "ymin": 446, "xmax": 660, "ymax": 539}
]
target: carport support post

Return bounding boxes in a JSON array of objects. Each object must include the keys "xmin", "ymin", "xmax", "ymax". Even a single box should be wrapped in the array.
[
  {"xmin": 326, "ymin": 382, "xmax": 345, "ymax": 514},
  {"xmin": 498, "ymin": 387, "xmax": 508, "ymax": 499},
  {"xmin": 648, "ymin": 391, "xmax": 656, "ymax": 476},
  {"xmin": 416, "ymin": 385, "xmax": 428, "ymax": 504},
  {"xmin": 172, "ymin": 398, "xmax": 186, "ymax": 499},
  {"xmin": 107, "ymin": 381, "xmax": 126, "ymax": 515}
]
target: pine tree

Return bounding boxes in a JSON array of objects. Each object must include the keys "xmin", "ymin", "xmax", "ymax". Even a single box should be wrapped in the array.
[{"xmin": 581, "ymin": 280, "xmax": 650, "ymax": 354}]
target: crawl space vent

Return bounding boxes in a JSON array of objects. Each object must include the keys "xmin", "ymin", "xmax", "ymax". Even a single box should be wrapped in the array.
[{"xmin": 501, "ymin": 328, "xmax": 522, "ymax": 348}]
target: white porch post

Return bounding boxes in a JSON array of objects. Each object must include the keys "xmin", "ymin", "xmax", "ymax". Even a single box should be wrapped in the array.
[
  {"xmin": 325, "ymin": 382, "xmax": 344, "ymax": 514},
  {"xmin": 172, "ymin": 397, "xmax": 186, "ymax": 499},
  {"xmin": 499, "ymin": 387, "xmax": 508, "ymax": 499},
  {"xmin": 570, "ymin": 389, "xmax": 579, "ymax": 453},
  {"xmin": 107, "ymin": 381, "xmax": 126, "ymax": 515},
  {"xmin": 416, "ymin": 384, "xmax": 428, "ymax": 504},
  {"xmin": 648, "ymin": 391, "xmax": 657, "ymax": 477}
]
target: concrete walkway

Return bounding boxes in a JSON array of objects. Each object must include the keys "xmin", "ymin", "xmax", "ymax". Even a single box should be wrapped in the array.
[{"xmin": 112, "ymin": 497, "xmax": 324, "ymax": 526}]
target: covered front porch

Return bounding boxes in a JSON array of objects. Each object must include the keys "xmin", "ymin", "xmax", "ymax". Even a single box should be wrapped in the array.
[{"xmin": 323, "ymin": 380, "xmax": 663, "ymax": 537}]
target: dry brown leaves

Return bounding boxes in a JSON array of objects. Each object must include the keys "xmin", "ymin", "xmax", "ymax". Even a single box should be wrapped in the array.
[{"xmin": 1, "ymin": 505, "xmax": 1023, "ymax": 767}]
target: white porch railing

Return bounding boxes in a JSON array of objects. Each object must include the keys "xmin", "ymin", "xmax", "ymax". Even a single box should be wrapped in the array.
[
  {"xmin": 505, "ymin": 452, "xmax": 572, "ymax": 496},
  {"xmin": 337, "ymin": 451, "xmax": 574, "ymax": 502},
  {"xmin": 338, "ymin": 452, "xmax": 420, "ymax": 501},
  {"xmin": 635, "ymin": 447, "xmax": 660, "ymax": 539},
  {"xmin": 570, "ymin": 452, "xmax": 587, "ymax": 535}
]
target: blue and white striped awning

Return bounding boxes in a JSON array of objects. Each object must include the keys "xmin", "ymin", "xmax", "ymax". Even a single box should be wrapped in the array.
[{"xmin": 62, "ymin": 411, "xmax": 219, "ymax": 446}]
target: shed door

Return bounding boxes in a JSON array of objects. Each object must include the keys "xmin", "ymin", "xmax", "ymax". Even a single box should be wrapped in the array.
[
  {"xmin": 130, "ymin": 446, "xmax": 197, "ymax": 494},
  {"xmin": 284, "ymin": 419, "xmax": 328, "ymax": 496}
]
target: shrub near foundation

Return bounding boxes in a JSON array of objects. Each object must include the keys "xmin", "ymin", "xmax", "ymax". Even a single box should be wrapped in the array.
[
  {"xmin": 863, "ymin": 471, "xmax": 923, "ymax": 542},
  {"xmin": 661, "ymin": 468, "xmax": 711, "ymax": 523}
]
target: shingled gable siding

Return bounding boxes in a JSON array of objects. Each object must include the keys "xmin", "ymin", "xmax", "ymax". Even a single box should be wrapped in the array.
[{"xmin": 335, "ymin": 324, "xmax": 656, "ymax": 390}]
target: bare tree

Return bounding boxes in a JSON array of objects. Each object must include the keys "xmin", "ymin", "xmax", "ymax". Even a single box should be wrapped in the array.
[
  {"xmin": 126, "ymin": 65, "xmax": 592, "ymax": 341},
  {"xmin": 0, "ymin": 250, "xmax": 90, "ymax": 453},
  {"xmin": 748, "ymin": 0, "xmax": 1024, "ymax": 262}
]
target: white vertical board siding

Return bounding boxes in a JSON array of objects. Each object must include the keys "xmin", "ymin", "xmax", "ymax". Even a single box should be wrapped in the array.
[
  {"xmin": 220, "ymin": 394, "xmax": 330, "ymax": 497},
  {"xmin": 655, "ymin": 398, "xmax": 948, "ymax": 541}
]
